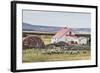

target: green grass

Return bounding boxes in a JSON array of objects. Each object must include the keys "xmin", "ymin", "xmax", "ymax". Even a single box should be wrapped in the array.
[{"xmin": 22, "ymin": 48, "xmax": 91, "ymax": 63}]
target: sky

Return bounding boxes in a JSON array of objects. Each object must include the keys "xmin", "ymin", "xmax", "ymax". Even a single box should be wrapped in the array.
[{"xmin": 23, "ymin": 10, "xmax": 91, "ymax": 28}]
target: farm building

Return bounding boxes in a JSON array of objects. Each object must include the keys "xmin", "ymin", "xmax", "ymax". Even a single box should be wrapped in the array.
[{"xmin": 51, "ymin": 27, "xmax": 89, "ymax": 45}]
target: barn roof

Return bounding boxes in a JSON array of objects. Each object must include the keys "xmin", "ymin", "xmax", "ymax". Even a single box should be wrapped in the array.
[{"xmin": 53, "ymin": 27, "xmax": 76, "ymax": 39}]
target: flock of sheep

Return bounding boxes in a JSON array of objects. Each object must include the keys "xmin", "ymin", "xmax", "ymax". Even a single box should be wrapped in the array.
[
  {"xmin": 41, "ymin": 47, "xmax": 80, "ymax": 55},
  {"xmin": 40, "ymin": 43, "xmax": 89, "ymax": 55}
]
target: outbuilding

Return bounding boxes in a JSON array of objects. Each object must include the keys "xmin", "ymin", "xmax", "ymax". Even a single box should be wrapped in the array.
[{"xmin": 51, "ymin": 27, "xmax": 88, "ymax": 45}]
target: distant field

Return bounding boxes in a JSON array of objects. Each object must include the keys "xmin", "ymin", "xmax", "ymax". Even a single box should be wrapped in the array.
[
  {"xmin": 22, "ymin": 48, "xmax": 91, "ymax": 63},
  {"xmin": 40, "ymin": 35, "xmax": 52, "ymax": 45}
]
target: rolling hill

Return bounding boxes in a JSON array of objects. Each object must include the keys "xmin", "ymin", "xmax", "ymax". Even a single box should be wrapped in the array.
[{"xmin": 22, "ymin": 23, "xmax": 91, "ymax": 34}]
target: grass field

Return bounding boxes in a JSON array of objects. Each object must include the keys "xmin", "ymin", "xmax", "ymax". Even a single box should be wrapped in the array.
[
  {"xmin": 22, "ymin": 34, "xmax": 91, "ymax": 63},
  {"xmin": 22, "ymin": 48, "xmax": 91, "ymax": 63}
]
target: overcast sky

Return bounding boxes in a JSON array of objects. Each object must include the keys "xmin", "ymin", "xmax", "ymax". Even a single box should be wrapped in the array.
[{"xmin": 23, "ymin": 10, "xmax": 91, "ymax": 28}]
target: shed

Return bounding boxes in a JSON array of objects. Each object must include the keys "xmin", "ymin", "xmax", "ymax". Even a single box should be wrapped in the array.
[{"xmin": 51, "ymin": 27, "xmax": 88, "ymax": 45}]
